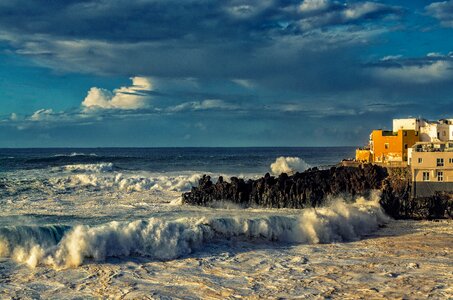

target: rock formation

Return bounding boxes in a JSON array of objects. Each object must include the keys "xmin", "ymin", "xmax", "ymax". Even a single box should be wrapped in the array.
[{"xmin": 182, "ymin": 164, "xmax": 452, "ymax": 219}]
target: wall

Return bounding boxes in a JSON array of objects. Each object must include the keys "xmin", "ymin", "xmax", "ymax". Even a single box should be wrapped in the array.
[
  {"xmin": 437, "ymin": 124, "xmax": 450, "ymax": 141},
  {"xmin": 412, "ymin": 182, "xmax": 453, "ymax": 197},
  {"xmin": 355, "ymin": 149, "xmax": 371, "ymax": 162},
  {"xmin": 371, "ymin": 129, "xmax": 419, "ymax": 163},
  {"xmin": 393, "ymin": 118, "xmax": 419, "ymax": 131},
  {"xmin": 420, "ymin": 122, "xmax": 438, "ymax": 142},
  {"xmin": 411, "ymin": 151, "xmax": 453, "ymax": 182}
]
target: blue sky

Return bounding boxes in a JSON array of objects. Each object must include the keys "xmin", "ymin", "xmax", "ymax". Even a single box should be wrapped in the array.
[{"xmin": 0, "ymin": 0, "xmax": 452, "ymax": 147}]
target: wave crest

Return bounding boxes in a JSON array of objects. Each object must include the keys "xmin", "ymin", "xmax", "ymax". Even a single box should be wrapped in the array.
[
  {"xmin": 49, "ymin": 173, "xmax": 202, "ymax": 192},
  {"xmin": 0, "ymin": 195, "xmax": 389, "ymax": 268},
  {"xmin": 63, "ymin": 163, "xmax": 115, "ymax": 173}
]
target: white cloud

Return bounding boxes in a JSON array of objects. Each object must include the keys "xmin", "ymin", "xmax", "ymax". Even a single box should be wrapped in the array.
[
  {"xmin": 232, "ymin": 79, "xmax": 254, "ymax": 89},
  {"xmin": 299, "ymin": 0, "xmax": 330, "ymax": 13},
  {"xmin": 10, "ymin": 113, "xmax": 18, "ymax": 121},
  {"xmin": 426, "ymin": 1, "xmax": 453, "ymax": 28},
  {"xmin": 167, "ymin": 99, "xmax": 239, "ymax": 112},
  {"xmin": 381, "ymin": 55, "xmax": 402, "ymax": 61},
  {"xmin": 298, "ymin": 1, "xmax": 399, "ymax": 30},
  {"xmin": 343, "ymin": 2, "xmax": 384, "ymax": 20},
  {"xmin": 82, "ymin": 77, "xmax": 153, "ymax": 110},
  {"xmin": 29, "ymin": 109, "xmax": 54, "ymax": 121},
  {"xmin": 372, "ymin": 60, "xmax": 453, "ymax": 84}
]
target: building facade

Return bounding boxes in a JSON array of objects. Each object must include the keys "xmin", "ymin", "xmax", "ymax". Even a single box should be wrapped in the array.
[
  {"xmin": 355, "ymin": 148, "xmax": 371, "ymax": 163},
  {"xmin": 393, "ymin": 118, "xmax": 453, "ymax": 142},
  {"xmin": 356, "ymin": 117, "xmax": 452, "ymax": 166},
  {"xmin": 370, "ymin": 129, "xmax": 419, "ymax": 163},
  {"xmin": 411, "ymin": 142, "xmax": 453, "ymax": 197}
]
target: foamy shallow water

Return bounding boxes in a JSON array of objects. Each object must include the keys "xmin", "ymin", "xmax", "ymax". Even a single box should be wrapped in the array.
[{"xmin": 1, "ymin": 220, "xmax": 452, "ymax": 299}]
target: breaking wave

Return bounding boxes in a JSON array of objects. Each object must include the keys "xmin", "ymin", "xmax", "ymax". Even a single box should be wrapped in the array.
[
  {"xmin": 62, "ymin": 163, "xmax": 115, "ymax": 173},
  {"xmin": 270, "ymin": 156, "xmax": 311, "ymax": 175},
  {"xmin": 0, "ymin": 195, "xmax": 389, "ymax": 268},
  {"xmin": 50, "ymin": 172, "xmax": 202, "ymax": 192}
]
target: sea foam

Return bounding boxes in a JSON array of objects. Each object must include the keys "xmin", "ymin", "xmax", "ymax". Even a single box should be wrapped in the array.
[
  {"xmin": 63, "ymin": 163, "xmax": 114, "ymax": 173},
  {"xmin": 0, "ymin": 193, "xmax": 389, "ymax": 268},
  {"xmin": 50, "ymin": 172, "xmax": 202, "ymax": 192}
]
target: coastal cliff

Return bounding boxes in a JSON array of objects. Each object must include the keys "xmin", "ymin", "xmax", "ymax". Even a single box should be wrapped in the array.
[{"xmin": 182, "ymin": 164, "xmax": 453, "ymax": 219}]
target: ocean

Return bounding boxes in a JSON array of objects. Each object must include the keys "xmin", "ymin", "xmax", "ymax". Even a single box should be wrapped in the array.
[{"xmin": 0, "ymin": 147, "xmax": 451, "ymax": 299}]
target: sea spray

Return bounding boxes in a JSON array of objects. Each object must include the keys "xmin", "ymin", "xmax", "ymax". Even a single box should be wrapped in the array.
[
  {"xmin": 0, "ymin": 193, "xmax": 389, "ymax": 269},
  {"xmin": 270, "ymin": 156, "xmax": 310, "ymax": 175}
]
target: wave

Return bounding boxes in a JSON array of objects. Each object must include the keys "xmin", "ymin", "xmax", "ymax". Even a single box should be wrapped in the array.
[
  {"xmin": 0, "ymin": 195, "xmax": 389, "ymax": 268},
  {"xmin": 62, "ymin": 163, "xmax": 116, "ymax": 173},
  {"xmin": 49, "ymin": 172, "xmax": 203, "ymax": 193},
  {"xmin": 53, "ymin": 152, "xmax": 98, "ymax": 158}
]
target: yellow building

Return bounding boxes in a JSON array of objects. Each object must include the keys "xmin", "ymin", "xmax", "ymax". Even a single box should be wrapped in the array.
[
  {"xmin": 356, "ymin": 129, "xmax": 419, "ymax": 164},
  {"xmin": 355, "ymin": 148, "xmax": 371, "ymax": 163},
  {"xmin": 370, "ymin": 129, "xmax": 419, "ymax": 163},
  {"xmin": 411, "ymin": 142, "xmax": 453, "ymax": 197}
]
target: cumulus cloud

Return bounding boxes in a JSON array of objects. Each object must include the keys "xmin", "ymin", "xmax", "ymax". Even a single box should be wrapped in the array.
[
  {"xmin": 82, "ymin": 77, "xmax": 153, "ymax": 110},
  {"xmin": 426, "ymin": 1, "xmax": 453, "ymax": 28}
]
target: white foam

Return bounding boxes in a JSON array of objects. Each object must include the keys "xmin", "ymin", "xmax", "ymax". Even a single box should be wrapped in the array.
[
  {"xmin": 48, "ymin": 172, "xmax": 202, "ymax": 193},
  {"xmin": 63, "ymin": 163, "xmax": 114, "ymax": 173},
  {"xmin": 270, "ymin": 156, "xmax": 310, "ymax": 175},
  {"xmin": 53, "ymin": 152, "xmax": 98, "ymax": 157},
  {"xmin": 1, "ymin": 193, "xmax": 389, "ymax": 268}
]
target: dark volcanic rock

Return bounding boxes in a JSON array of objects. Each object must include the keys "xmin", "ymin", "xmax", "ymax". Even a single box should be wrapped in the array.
[
  {"xmin": 182, "ymin": 164, "xmax": 452, "ymax": 219},
  {"xmin": 183, "ymin": 164, "xmax": 388, "ymax": 209}
]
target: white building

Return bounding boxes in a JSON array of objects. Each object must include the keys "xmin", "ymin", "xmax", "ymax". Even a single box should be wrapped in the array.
[
  {"xmin": 393, "ymin": 118, "xmax": 453, "ymax": 142},
  {"xmin": 393, "ymin": 118, "xmax": 421, "ymax": 132}
]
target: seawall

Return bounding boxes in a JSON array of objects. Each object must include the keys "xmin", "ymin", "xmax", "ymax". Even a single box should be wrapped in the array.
[{"xmin": 182, "ymin": 164, "xmax": 453, "ymax": 219}]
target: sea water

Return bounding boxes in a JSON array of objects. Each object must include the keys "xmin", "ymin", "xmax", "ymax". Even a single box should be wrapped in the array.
[{"xmin": 1, "ymin": 147, "xmax": 451, "ymax": 299}]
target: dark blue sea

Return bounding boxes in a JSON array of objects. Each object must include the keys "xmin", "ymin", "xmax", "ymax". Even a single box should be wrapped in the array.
[{"xmin": 0, "ymin": 147, "xmax": 355, "ymax": 173}]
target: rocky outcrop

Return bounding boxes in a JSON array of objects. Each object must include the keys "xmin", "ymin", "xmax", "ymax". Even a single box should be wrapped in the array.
[
  {"xmin": 183, "ymin": 164, "xmax": 388, "ymax": 208},
  {"xmin": 380, "ymin": 168, "xmax": 453, "ymax": 219},
  {"xmin": 182, "ymin": 164, "xmax": 453, "ymax": 219}
]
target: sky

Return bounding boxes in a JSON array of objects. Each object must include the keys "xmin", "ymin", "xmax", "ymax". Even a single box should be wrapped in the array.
[{"xmin": 0, "ymin": 0, "xmax": 453, "ymax": 147}]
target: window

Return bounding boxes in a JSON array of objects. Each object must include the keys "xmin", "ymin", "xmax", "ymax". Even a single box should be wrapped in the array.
[
  {"xmin": 437, "ymin": 171, "xmax": 443, "ymax": 182},
  {"xmin": 437, "ymin": 158, "xmax": 444, "ymax": 167},
  {"xmin": 384, "ymin": 143, "xmax": 389, "ymax": 150},
  {"xmin": 403, "ymin": 131, "xmax": 407, "ymax": 136},
  {"xmin": 404, "ymin": 144, "xmax": 408, "ymax": 149},
  {"xmin": 418, "ymin": 158, "xmax": 423, "ymax": 164},
  {"xmin": 449, "ymin": 158, "xmax": 453, "ymax": 164},
  {"xmin": 423, "ymin": 172, "xmax": 430, "ymax": 181},
  {"xmin": 415, "ymin": 131, "xmax": 419, "ymax": 136}
]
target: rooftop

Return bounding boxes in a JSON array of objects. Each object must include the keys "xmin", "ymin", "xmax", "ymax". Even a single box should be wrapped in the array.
[{"xmin": 413, "ymin": 141, "xmax": 453, "ymax": 152}]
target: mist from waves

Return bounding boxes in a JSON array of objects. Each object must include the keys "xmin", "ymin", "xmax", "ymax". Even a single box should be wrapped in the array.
[{"xmin": 0, "ymin": 192, "xmax": 389, "ymax": 269}]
